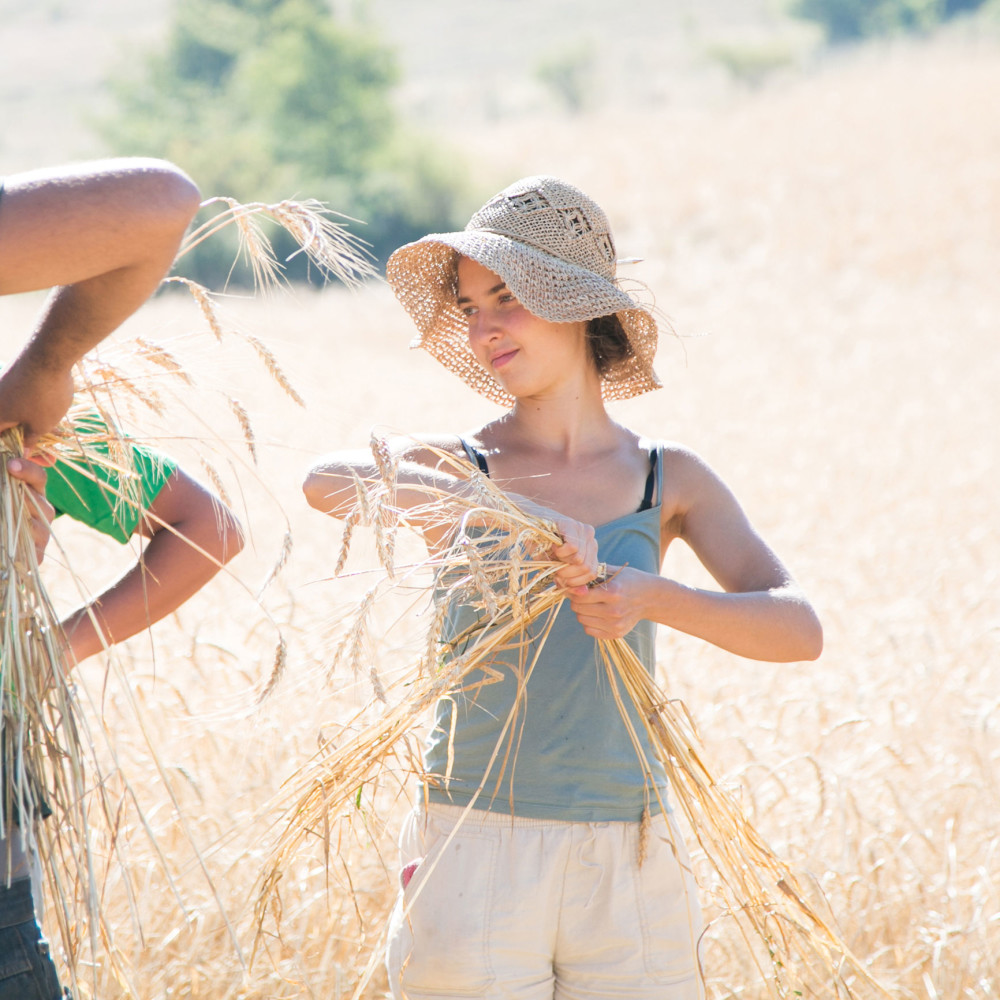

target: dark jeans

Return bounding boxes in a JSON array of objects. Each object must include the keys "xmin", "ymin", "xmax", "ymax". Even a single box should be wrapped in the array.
[{"xmin": 0, "ymin": 878, "xmax": 66, "ymax": 1000}]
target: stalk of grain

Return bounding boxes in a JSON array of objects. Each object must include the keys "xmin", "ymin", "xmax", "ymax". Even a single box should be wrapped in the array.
[
  {"xmin": 0, "ymin": 426, "xmax": 99, "ymax": 996},
  {"xmin": 181, "ymin": 196, "xmax": 377, "ymax": 290}
]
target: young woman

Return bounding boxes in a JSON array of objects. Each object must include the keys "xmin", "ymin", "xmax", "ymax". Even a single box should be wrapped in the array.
[{"xmin": 304, "ymin": 175, "xmax": 823, "ymax": 1000}]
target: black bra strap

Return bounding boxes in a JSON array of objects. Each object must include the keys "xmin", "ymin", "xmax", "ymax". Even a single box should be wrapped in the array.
[
  {"xmin": 637, "ymin": 448, "xmax": 657, "ymax": 512},
  {"xmin": 460, "ymin": 437, "xmax": 491, "ymax": 476}
]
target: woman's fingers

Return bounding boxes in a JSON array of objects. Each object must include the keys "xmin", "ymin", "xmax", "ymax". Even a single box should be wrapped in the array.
[
  {"xmin": 566, "ymin": 567, "xmax": 642, "ymax": 639},
  {"xmin": 550, "ymin": 517, "xmax": 599, "ymax": 585}
]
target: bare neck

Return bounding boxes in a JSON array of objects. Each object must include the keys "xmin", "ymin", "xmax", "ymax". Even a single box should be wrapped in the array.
[
  {"xmin": 478, "ymin": 376, "xmax": 630, "ymax": 463},
  {"xmin": 468, "ymin": 380, "xmax": 648, "ymax": 526}
]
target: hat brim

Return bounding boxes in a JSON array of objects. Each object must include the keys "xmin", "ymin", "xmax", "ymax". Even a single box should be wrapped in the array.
[{"xmin": 386, "ymin": 233, "xmax": 661, "ymax": 407}]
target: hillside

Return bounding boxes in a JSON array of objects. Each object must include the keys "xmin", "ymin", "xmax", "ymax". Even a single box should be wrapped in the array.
[{"xmin": 1, "ymin": 0, "xmax": 799, "ymax": 171}]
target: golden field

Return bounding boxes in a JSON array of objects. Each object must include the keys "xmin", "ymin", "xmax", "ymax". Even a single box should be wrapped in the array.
[{"xmin": 1, "ymin": 10, "xmax": 1000, "ymax": 999}]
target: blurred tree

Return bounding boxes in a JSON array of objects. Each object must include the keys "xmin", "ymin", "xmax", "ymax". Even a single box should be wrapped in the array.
[
  {"xmin": 99, "ymin": 0, "xmax": 468, "ymax": 284},
  {"xmin": 535, "ymin": 41, "xmax": 597, "ymax": 114},
  {"xmin": 704, "ymin": 37, "xmax": 801, "ymax": 88},
  {"xmin": 792, "ymin": 0, "xmax": 991, "ymax": 41}
]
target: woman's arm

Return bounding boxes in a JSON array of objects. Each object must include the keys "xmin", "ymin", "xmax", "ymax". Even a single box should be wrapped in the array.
[
  {"xmin": 303, "ymin": 440, "xmax": 600, "ymax": 588},
  {"xmin": 59, "ymin": 467, "xmax": 244, "ymax": 662},
  {"xmin": 568, "ymin": 446, "xmax": 822, "ymax": 662},
  {"xmin": 303, "ymin": 445, "xmax": 460, "ymax": 526}
]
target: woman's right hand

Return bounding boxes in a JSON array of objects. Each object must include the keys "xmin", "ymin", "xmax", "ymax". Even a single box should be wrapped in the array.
[{"xmin": 548, "ymin": 515, "xmax": 599, "ymax": 589}]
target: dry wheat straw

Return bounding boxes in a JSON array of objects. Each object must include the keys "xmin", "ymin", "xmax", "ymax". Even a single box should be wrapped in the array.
[
  {"xmin": 183, "ymin": 197, "xmax": 376, "ymax": 290},
  {"xmin": 258, "ymin": 442, "xmax": 894, "ymax": 999},
  {"xmin": 257, "ymin": 637, "xmax": 289, "ymax": 705},
  {"xmin": 257, "ymin": 530, "xmax": 293, "ymax": 601},
  {"xmin": 242, "ymin": 334, "xmax": 306, "ymax": 408},
  {"xmin": 228, "ymin": 397, "xmax": 257, "ymax": 463},
  {"xmin": 0, "ymin": 192, "xmax": 344, "ymax": 992},
  {"xmin": 9, "ymin": 406, "xmax": 257, "ymax": 986},
  {"xmin": 166, "ymin": 276, "xmax": 226, "ymax": 340},
  {"xmin": 596, "ymin": 638, "xmax": 894, "ymax": 998},
  {"xmin": 334, "ymin": 507, "xmax": 362, "ymax": 579},
  {"xmin": 199, "ymin": 457, "xmax": 234, "ymax": 507},
  {"xmin": 1, "ymin": 426, "xmax": 125, "ymax": 997},
  {"xmin": 132, "ymin": 338, "xmax": 195, "ymax": 385},
  {"xmin": 0, "ymin": 184, "xmax": 373, "ymax": 998}
]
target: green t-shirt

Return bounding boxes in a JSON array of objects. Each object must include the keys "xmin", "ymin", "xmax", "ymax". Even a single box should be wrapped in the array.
[{"xmin": 44, "ymin": 417, "xmax": 177, "ymax": 543}]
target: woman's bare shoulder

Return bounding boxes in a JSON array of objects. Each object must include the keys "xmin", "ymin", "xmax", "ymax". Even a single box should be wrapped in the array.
[
  {"xmin": 637, "ymin": 436, "xmax": 705, "ymax": 468},
  {"xmin": 646, "ymin": 438, "xmax": 735, "ymax": 514},
  {"xmin": 637, "ymin": 435, "xmax": 707, "ymax": 460}
]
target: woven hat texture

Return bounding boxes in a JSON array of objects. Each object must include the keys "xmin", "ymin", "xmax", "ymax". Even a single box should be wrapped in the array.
[{"xmin": 386, "ymin": 175, "xmax": 661, "ymax": 405}]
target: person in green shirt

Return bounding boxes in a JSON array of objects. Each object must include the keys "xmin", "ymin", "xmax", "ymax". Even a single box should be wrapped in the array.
[
  {"xmin": 0, "ymin": 156, "xmax": 237, "ymax": 998},
  {"xmin": 1, "ymin": 423, "xmax": 243, "ymax": 999}
]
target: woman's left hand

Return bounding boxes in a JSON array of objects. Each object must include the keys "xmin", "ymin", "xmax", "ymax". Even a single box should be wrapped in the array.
[{"xmin": 566, "ymin": 564, "xmax": 648, "ymax": 640}]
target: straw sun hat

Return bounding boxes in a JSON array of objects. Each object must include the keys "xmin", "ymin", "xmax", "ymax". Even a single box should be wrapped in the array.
[{"xmin": 385, "ymin": 175, "xmax": 661, "ymax": 406}]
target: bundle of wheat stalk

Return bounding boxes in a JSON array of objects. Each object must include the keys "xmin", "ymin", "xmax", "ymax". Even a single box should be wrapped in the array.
[
  {"xmin": 0, "ymin": 405, "xmax": 241, "ymax": 1000},
  {"xmin": 0, "ymin": 195, "xmax": 373, "ymax": 995},
  {"xmin": 258, "ymin": 437, "xmax": 894, "ymax": 999},
  {"xmin": 0, "ymin": 426, "xmax": 104, "ymax": 982}
]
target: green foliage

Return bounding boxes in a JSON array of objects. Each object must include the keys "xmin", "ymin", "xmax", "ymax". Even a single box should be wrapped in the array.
[
  {"xmin": 99, "ymin": 0, "xmax": 468, "ymax": 284},
  {"xmin": 535, "ymin": 41, "xmax": 596, "ymax": 114},
  {"xmin": 791, "ymin": 0, "xmax": 992, "ymax": 41},
  {"xmin": 705, "ymin": 37, "xmax": 801, "ymax": 87}
]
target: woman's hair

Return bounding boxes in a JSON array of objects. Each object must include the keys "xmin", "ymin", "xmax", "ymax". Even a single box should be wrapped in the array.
[{"xmin": 586, "ymin": 314, "xmax": 634, "ymax": 376}]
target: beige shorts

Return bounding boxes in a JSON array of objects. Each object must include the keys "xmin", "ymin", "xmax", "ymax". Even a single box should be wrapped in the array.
[{"xmin": 386, "ymin": 802, "xmax": 704, "ymax": 1000}]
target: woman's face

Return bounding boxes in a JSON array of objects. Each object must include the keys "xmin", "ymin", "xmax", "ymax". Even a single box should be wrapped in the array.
[{"xmin": 456, "ymin": 256, "xmax": 592, "ymax": 399}]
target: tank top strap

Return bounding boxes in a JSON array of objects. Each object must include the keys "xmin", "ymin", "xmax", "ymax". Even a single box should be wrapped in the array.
[
  {"xmin": 459, "ymin": 437, "xmax": 491, "ymax": 476},
  {"xmin": 637, "ymin": 444, "xmax": 659, "ymax": 512}
]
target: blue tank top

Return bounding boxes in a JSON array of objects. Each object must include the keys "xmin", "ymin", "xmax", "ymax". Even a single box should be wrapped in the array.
[{"xmin": 423, "ymin": 445, "xmax": 669, "ymax": 822}]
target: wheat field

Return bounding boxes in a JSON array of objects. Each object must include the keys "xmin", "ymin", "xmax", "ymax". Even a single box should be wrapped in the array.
[{"xmin": 0, "ymin": 22, "xmax": 998, "ymax": 1000}]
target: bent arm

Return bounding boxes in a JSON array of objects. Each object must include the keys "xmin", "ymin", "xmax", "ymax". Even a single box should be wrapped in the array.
[
  {"xmin": 578, "ymin": 568, "xmax": 822, "ymax": 662},
  {"xmin": 304, "ymin": 447, "xmax": 458, "ymax": 522},
  {"xmin": 304, "ymin": 441, "xmax": 599, "ymax": 586},
  {"xmin": 568, "ymin": 447, "xmax": 822, "ymax": 662},
  {"xmin": 59, "ymin": 467, "xmax": 244, "ymax": 662},
  {"xmin": 0, "ymin": 158, "xmax": 200, "ymax": 445}
]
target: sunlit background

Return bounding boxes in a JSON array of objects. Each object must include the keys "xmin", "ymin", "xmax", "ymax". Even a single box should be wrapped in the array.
[{"xmin": 1, "ymin": 1, "xmax": 999, "ymax": 996}]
